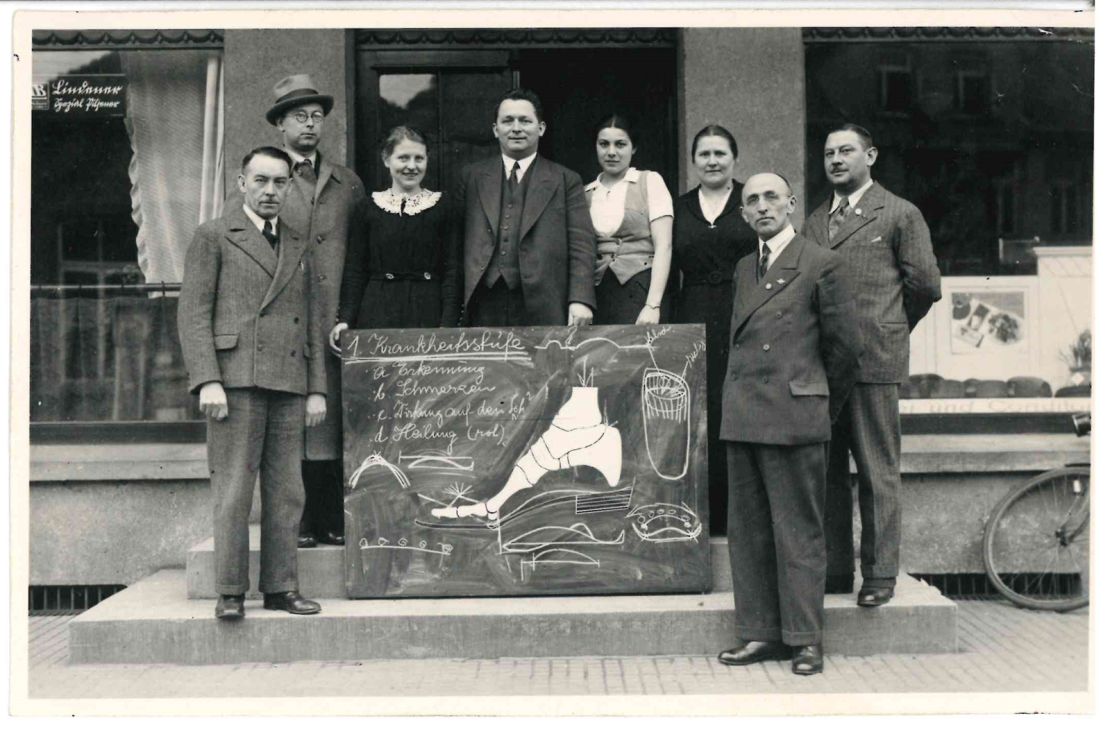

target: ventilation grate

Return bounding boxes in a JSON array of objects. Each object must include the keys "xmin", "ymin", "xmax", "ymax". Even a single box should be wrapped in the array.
[
  {"xmin": 911, "ymin": 573, "xmax": 1083, "ymax": 600},
  {"xmin": 29, "ymin": 585, "xmax": 126, "ymax": 615}
]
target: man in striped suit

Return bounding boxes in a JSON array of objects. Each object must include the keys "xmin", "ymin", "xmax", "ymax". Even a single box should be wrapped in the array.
[{"xmin": 804, "ymin": 124, "xmax": 942, "ymax": 606}]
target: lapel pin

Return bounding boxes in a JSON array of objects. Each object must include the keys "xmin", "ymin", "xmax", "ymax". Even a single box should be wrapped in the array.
[
  {"xmin": 854, "ymin": 208, "xmax": 862, "ymax": 215},
  {"xmin": 776, "ymin": 278, "xmax": 785, "ymax": 284},
  {"xmin": 765, "ymin": 283, "xmax": 773, "ymax": 290}
]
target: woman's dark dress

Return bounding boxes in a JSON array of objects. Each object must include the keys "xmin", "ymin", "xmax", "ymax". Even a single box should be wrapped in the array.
[
  {"xmin": 672, "ymin": 183, "xmax": 758, "ymax": 534},
  {"xmin": 338, "ymin": 191, "xmax": 461, "ymax": 329}
]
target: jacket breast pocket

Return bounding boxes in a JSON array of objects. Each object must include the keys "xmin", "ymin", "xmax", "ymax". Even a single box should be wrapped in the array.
[
  {"xmin": 214, "ymin": 333, "xmax": 239, "ymax": 350},
  {"xmin": 789, "ymin": 380, "xmax": 829, "ymax": 397}
]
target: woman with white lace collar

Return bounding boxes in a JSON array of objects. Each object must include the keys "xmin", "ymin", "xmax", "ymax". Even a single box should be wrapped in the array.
[{"xmin": 331, "ymin": 126, "xmax": 460, "ymax": 348}]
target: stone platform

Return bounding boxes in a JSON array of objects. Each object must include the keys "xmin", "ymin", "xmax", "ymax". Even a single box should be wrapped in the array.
[{"xmin": 70, "ymin": 535, "xmax": 957, "ymax": 665}]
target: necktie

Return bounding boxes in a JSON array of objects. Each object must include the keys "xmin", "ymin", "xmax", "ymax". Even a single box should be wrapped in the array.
[
  {"xmin": 758, "ymin": 242, "xmax": 770, "ymax": 280},
  {"xmin": 828, "ymin": 196, "xmax": 850, "ymax": 241},
  {"xmin": 508, "ymin": 161, "xmax": 520, "ymax": 192},
  {"xmin": 296, "ymin": 158, "xmax": 316, "ymax": 183},
  {"xmin": 262, "ymin": 219, "xmax": 278, "ymax": 250}
]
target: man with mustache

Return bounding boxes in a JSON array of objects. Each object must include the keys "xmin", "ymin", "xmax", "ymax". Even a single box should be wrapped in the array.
[
  {"xmin": 266, "ymin": 74, "xmax": 366, "ymax": 549},
  {"xmin": 804, "ymin": 124, "xmax": 942, "ymax": 606},
  {"xmin": 456, "ymin": 88, "xmax": 596, "ymax": 328},
  {"xmin": 718, "ymin": 172, "xmax": 860, "ymax": 675},
  {"xmin": 179, "ymin": 146, "xmax": 327, "ymax": 619}
]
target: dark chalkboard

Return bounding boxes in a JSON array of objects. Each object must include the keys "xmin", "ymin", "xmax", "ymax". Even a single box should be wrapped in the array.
[{"xmin": 339, "ymin": 324, "xmax": 709, "ymax": 598}]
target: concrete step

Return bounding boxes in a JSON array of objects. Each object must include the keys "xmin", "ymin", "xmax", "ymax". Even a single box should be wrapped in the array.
[
  {"xmin": 186, "ymin": 529, "xmax": 735, "ymax": 599},
  {"xmin": 71, "ymin": 569, "xmax": 957, "ymax": 665}
]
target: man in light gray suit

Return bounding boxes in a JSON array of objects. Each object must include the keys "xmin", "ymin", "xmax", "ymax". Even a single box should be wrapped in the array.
[
  {"xmin": 179, "ymin": 146, "xmax": 327, "ymax": 620},
  {"xmin": 804, "ymin": 124, "xmax": 942, "ymax": 606}
]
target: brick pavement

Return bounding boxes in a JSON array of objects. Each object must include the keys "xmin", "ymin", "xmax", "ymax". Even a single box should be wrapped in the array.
[{"xmin": 23, "ymin": 599, "xmax": 1088, "ymax": 702}]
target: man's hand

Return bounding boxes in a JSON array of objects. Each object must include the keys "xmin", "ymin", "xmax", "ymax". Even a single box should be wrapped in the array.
[
  {"xmin": 567, "ymin": 302, "xmax": 593, "ymax": 327},
  {"xmin": 329, "ymin": 322, "xmax": 349, "ymax": 354},
  {"xmin": 199, "ymin": 382, "xmax": 228, "ymax": 421},
  {"xmin": 305, "ymin": 393, "xmax": 327, "ymax": 427}
]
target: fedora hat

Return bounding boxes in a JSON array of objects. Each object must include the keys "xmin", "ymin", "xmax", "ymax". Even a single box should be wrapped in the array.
[{"xmin": 266, "ymin": 74, "xmax": 334, "ymax": 125}]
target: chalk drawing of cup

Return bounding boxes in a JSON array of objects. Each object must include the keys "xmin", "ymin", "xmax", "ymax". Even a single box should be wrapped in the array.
[{"xmin": 641, "ymin": 367, "xmax": 691, "ymax": 480}]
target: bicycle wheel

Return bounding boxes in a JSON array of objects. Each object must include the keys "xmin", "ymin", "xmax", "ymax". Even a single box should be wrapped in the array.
[{"xmin": 982, "ymin": 467, "xmax": 1090, "ymax": 611}]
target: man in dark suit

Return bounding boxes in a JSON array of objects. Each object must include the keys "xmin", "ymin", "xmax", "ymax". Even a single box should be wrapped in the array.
[
  {"xmin": 179, "ymin": 146, "xmax": 327, "ymax": 620},
  {"xmin": 718, "ymin": 173, "xmax": 860, "ymax": 675},
  {"xmin": 804, "ymin": 124, "xmax": 942, "ymax": 606},
  {"xmin": 265, "ymin": 74, "xmax": 366, "ymax": 549},
  {"xmin": 457, "ymin": 88, "xmax": 595, "ymax": 327}
]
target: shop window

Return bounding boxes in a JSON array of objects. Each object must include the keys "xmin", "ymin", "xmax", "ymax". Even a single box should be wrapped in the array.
[
  {"xmin": 804, "ymin": 31, "xmax": 1093, "ymax": 402},
  {"xmin": 31, "ymin": 46, "xmax": 224, "ymax": 429},
  {"xmin": 1050, "ymin": 182, "xmax": 1079, "ymax": 235}
]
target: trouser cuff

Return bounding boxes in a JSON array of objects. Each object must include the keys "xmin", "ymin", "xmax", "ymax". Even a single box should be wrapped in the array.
[
  {"xmin": 782, "ymin": 629, "xmax": 822, "ymax": 645},
  {"xmin": 861, "ymin": 575, "xmax": 897, "ymax": 588},
  {"xmin": 737, "ymin": 625, "xmax": 782, "ymax": 643}
]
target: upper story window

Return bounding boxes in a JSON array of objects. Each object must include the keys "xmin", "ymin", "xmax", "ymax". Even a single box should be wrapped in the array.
[
  {"xmin": 954, "ymin": 55, "xmax": 992, "ymax": 116},
  {"xmin": 878, "ymin": 49, "xmax": 913, "ymax": 113}
]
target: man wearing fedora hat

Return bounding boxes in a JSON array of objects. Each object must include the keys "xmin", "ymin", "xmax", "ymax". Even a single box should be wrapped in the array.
[{"xmin": 266, "ymin": 73, "xmax": 366, "ymax": 549}]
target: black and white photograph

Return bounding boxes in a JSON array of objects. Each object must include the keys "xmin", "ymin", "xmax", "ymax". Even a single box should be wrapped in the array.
[{"xmin": 5, "ymin": 1, "xmax": 1099, "ymax": 718}]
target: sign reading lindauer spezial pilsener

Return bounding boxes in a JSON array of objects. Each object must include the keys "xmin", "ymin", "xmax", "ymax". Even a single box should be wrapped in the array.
[{"xmin": 36, "ymin": 75, "xmax": 127, "ymax": 116}]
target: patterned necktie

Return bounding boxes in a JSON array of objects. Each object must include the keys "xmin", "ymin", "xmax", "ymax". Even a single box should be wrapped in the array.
[
  {"xmin": 296, "ymin": 158, "xmax": 316, "ymax": 183},
  {"xmin": 262, "ymin": 219, "xmax": 278, "ymax": 250},
  {"xmin": 758, "ymin": 242, "xmax": 770, "ymax": 280},
  {"xmin": 508, "ymin": 161, "xmax": 521, "ymax": 192},
  {"xmin": 827, "ymin": 196, "xmax": 850, "ymax": 241}
]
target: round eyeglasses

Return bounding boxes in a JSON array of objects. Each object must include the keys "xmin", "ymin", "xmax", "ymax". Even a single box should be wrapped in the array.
[{"xmin": 290, "ymin": 111, "xmax": 325, "ymax": 124}]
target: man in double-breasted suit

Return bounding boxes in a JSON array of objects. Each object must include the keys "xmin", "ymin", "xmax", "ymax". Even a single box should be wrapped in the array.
[
  {"xmin": 803, "ymin": 124, "xmax": 942, "ymax": 606},
  {"xmin": 179, "ymin": 146, "xmax": 327, "ymax": 620},
  {"xmin": 718, "ymin": 173, "xmax": 861, "ymax": 675},
  {"xmin": 457, "ymin": 88, "xmax": 595, "ymax": 327},
  {"xmin": 265, "ymin": 74, "xmax": 366, "ymax": 548}
]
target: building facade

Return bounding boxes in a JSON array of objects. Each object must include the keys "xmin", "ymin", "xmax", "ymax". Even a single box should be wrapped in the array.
[{"xmin": 27, "ymin": 26, "xmax": 1093, "ymax": 601}]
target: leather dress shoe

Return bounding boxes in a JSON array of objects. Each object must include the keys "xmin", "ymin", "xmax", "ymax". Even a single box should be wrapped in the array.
[
  {"xmin": 263, "ymin": 591, "xmax": 321, "ymax": 615},
  {"xmin": 792, "ymin": 644, "xmax": 824, "ymax": 675},
  {"xmin": 317, "ymin": 530, "xmax": 345, "ymax": 546},
  {"xmin": 717, "ymin": 640, "xmax": 791, "ymax": 666},
  {"xmin": 857, "ymin": 586, "xmax": 895, "ymax": 607},
  {"xmin": 825, "ymin": 573, "xmax": 855, "ymax": 594},
  {"xmin": 215, "ymin": 594, "xmax": 245, "ymax": 620},
  {"xmin": 297, "ymin": 533, "xmax": 318, "ymax": 549}
]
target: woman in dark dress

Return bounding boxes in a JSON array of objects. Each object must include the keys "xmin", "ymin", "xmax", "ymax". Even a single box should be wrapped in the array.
[
  {"xmin": 672, "ymin": 125, "xmax": 758, "ymax": 534},
  {"xmin": 331, "ymin": 126, "xmax": 460, "ymax": 345}
]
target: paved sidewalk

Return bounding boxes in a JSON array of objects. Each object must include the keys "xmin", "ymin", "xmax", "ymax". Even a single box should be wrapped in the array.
[{"xmin": 25, "ymin": 599, "xmax": 1087, "ymax": 701}]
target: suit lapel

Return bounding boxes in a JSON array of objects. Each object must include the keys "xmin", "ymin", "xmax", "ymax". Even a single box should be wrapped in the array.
[
  {"xmin": 225, "ymin": 208, "xmax": 278, "ymax": 276},
  {"xmin": 314, "ymin": 159, "xmax": 335, "ymax": 203},
  {"xmin": 478, "ymin": 157, "xmax": 503, "ymax": 234},
  {"xmin": 520, "ymin": 157, "xmax": 558, "ymax": 238},
  {"xmin": 732, "ymin": 235, "xmax": 804, "ymax": 338},
  {"xmin": 830, "ymin": 183, "xmax": 884, "ymax": 249},
  {"xmin": 261, "ymin": 223, "xmax": 306, "ymax": 310},
  {"xmin": 810, "ymin": 197, "xmax": 832, "ymax": 247}
]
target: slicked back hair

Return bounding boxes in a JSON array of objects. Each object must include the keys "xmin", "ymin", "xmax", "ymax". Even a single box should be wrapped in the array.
[
  {"xmin": 242, "ymin": 145, "xmax": 293, "ymax": 174},
  {"xmin": 828, "ymin": 123, "xmax": 875, "ymax": 150},
  {"xmin": 496, "ymin": 88, "xmax": 545, "ymax": 123}
]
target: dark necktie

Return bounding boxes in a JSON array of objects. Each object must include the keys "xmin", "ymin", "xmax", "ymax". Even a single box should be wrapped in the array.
[
  {"xmin": 296, "ymin": 158, "xmax": 316, "ymax": 184},
  {"xmin": 758, "ymin": 242, "xmax": 770, "ymax": 280},
  {"xmin": 828, "ymin": 196, "xmax": 850, "ymax": 241},
  {"xmin": 508, "ymin": 161, "xmax": 520, "ymax": 192},
  {"xmin": 262, "ymin": 219, "xmax": 278, "ymax": 250}
]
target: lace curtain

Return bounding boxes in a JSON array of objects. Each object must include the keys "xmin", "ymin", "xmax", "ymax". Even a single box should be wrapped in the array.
[{"xmin": 121, "ymin": 50, "xmax": 225, "ymax": 284}]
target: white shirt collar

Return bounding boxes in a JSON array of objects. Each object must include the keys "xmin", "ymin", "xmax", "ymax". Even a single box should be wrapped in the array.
[
  {"xmin": 285, "ymin": 148, "xmax": 317, "ymax": 169},
  {"xmin": 242, "ymin": 203, "xmax": 277, "ymax": 234},
  {"xmin": 586, "ymin": 167, "xmax": 641, "ymax": 192},
  {"xmin": 829, "ymin": 178, "xmax": 874, "ymax": 212},
  {"xmin": 502, "ymin": 152, "xmax": 538, "ymax": 181},
  {"xmin": 759, "ymin": 222, "xmax": 796, "ymax": 265}
]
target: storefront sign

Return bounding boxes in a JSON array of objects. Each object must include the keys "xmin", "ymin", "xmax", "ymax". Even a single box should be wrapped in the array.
[
  {"xmin": 40, "ymin": 75, "xmax": 127, "ymax": 116},
  {"xmin": 339, "ymin": 324, "xmax": 710, "ymax": 598}
]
